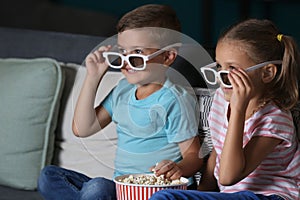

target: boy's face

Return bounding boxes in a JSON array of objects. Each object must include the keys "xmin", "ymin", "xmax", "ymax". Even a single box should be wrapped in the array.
[{"xmin": 117, "ymin": 29, "xmax": 169, "ymax": 86}]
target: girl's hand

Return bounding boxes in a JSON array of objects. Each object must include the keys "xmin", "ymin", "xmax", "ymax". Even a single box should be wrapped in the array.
[
  {"xmin": 150, "ymin": 160, "xmax": 183, "ymax": 180},
  {"xmin": 85, "ymin": 45, "xmax": 111, "ymax": 78},
  {"xmin": 228, "ymin": 68, "xmax": 255, "ymax": 111}
]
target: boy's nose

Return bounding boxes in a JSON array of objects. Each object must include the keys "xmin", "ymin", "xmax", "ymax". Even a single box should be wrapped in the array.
[{"xmin": 122, "ymin": 60, "xmax": 130, "ymax": 69}]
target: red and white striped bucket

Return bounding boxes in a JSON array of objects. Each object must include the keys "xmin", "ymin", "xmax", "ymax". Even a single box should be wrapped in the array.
[{"xmin": 114, "ymin": 174, "xmax": 188, "ymax": 200}]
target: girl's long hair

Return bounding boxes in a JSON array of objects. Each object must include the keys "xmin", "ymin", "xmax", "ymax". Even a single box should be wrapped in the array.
[{"xmin": 218, "ymin": 18, "xmax": 300, "ymax": 110}]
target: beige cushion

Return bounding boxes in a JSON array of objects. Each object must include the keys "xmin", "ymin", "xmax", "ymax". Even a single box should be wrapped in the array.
[{"xmin": 53, "ymin": 63, "xmax": 124, "ymax": 179}]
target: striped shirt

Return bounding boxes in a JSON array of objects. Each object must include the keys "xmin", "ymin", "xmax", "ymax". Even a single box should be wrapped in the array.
[{"xmin": 209, "ymin": 88, "xmax": 300, "ymax": 200}]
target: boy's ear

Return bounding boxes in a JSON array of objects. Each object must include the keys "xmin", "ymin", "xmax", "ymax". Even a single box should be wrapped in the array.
[
  {"xmin": 163, "ymin": 50, "xmax": 178, "ymax": 66},
  {"xmin": 262, "ymin": 64, "xmax": 277, "ymax": 83}
]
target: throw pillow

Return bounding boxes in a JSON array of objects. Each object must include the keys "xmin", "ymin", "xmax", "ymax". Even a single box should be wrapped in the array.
[{"xmin": 0, "ymin": 58, "xmax": 64, "ymax": 190}]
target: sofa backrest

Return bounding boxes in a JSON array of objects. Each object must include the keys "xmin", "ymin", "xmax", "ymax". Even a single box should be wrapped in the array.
[
  {"xmin": 0, "ymin": 27, "xmax": 214, "ymax": 87},
  {"xmin": 0, "ymin": 27, "xmax": 106, "ymax": 64}
]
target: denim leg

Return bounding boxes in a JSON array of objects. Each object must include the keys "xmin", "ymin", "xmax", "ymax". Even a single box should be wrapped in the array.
[
  {"xmin": 79, "ymin": 177, "xmax": 116, "ymax": 200},
  {"xmin": 256, "ymin": 194, "xmax": 285, "ymax": 200},
  {"xmin": 38, "ymin": 165, "xmax": 91, "ymax": 200},
  {"xmin": 150, "ymin": 190, "xmax": 283, "ymax": 200}
]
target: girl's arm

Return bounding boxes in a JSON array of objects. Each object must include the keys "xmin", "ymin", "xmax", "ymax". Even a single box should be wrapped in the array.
[
  {"xmin": 72, "ymin": 46, "xmax": 112, "ymax": 137},
  {"xmin": 219, "ymin": 68, "xmax": 282, "ymax": 185},
  {"xmin": 220, "ymin": 125, "xmax": 282, "ymax": 186},
  {"xmin": 153, "ymin": 136, "xmax": 203, "ymax": 180},
  {"xmin": 198, "ymin": 148, "xmax": 218, "ymax": 191}
]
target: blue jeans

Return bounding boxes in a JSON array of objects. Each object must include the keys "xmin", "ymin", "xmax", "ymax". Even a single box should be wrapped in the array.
[
  {"xmin": 149, "ymin": 189, "xmax": 285, "ymax": 200},
  {"xmin": 37, "ymin": 165, "xmax": 116, "ymax": 200}
]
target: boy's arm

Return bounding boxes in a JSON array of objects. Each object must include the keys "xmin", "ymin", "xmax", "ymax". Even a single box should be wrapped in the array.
[
  {"xmin": 197, "ymin": 148, "xmax": 218, "ymax": 191},
  {"xmin": 72, "ymin": 46, "xmax": 112, "ymax": 137},
  {"xmin": 177, "ymin": 136, "xmax": 203, "ymax": 177},
  {"xmin": 152, "ymin": 136, "xmax": 202, "ymax": 180},
  {"xmin": 72, "ymin": 77, "xmax": 112, "ymax": 137}
]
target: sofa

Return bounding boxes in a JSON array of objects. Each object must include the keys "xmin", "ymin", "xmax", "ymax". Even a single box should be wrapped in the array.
[{"xmin": 0, "ymin": 26, "xmax": 217, "ymax": 200}]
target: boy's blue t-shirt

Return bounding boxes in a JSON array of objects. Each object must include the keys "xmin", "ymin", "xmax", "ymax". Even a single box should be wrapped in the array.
[{"xmin": 102, "ymin": 78, "xmax": 198, "ymax": 177}]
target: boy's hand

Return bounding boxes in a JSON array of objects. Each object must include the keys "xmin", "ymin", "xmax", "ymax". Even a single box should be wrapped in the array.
[
  {"xmin": 150, "ymin": 160, "xmax": 183, "ymax": 180},
  {"xmin": 85, "ymin": 45, "xmax": 111, "ymax": 78}
]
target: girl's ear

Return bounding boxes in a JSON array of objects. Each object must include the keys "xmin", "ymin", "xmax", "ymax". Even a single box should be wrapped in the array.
[
  {"xmin": 262, "ymin": 64, "xmax": 277, "ymax": 83},
  {"xmin": 163, "ymin": 50, "xmax": 177, "ymax": 66}
]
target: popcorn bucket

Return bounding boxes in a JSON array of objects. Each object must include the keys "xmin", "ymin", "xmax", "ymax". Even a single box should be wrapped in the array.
[{"xmin": 114, "ymin": 174, "xmax": 189, "ymax": 200}]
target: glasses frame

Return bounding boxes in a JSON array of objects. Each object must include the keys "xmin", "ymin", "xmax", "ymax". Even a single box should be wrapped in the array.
[
  {"xmin": 200, "ymin": 60, "xmax": 283, "ymax": 88},
  {"xmin": 102, "ymin": 43, "xmax": 182, "ymax": 71}
]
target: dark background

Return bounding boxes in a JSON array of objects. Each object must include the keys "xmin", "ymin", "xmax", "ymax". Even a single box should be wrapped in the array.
[{"xmin": 1, "ymin": 0, "xmax": 299, "ymax": 53}]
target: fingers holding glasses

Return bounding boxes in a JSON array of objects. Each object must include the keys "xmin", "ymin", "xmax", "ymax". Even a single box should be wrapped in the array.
[
  {"xmin": 228, "ymin": 68, "xmax": 252, "ymax": 89},
  {"xmin": 90, "ymin": 45, "xmax": 112, "ymax": 63},
  {"xmin": 228, "ymin": 68, "xmax": 254, "ymax": 105},
  {"xmin": 85, "ymin": 45, "xmax": 112, "ymax": 76}
]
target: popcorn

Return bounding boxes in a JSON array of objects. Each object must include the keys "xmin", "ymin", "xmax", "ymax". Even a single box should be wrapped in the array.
[{"xmin": 118, "ymin": 174, "xmax": 183, "ymax": 185}]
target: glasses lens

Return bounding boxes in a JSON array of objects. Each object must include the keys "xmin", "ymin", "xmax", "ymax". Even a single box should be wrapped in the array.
[
  {"xmin": 128, "ymin": 56, "xmax": 144, "ymax": 68},
  {"xmin": 106, "ymin": 54, "xmax": 122, "ymax": 67},
  {"xmin": 202, "ymin": 69, "xmax": 216, "ymax": 84},
  {"xmin": 219, "ymin": 72, "xmax": 231, "ymax": 86}
]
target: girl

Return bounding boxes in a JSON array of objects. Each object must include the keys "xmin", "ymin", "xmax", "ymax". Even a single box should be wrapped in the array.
[{"xmin": 150, "ymin": 18, "xmax": 300, "ymax": 200}]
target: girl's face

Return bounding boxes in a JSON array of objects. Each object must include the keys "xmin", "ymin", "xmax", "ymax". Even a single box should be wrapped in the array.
[
  {"xmin": 117, "ymin": 29, "xmax": 168, "ymax": 86},
  {"xmin": 215, "ymin": 40, "xmax": 261, "ymax": 101}
]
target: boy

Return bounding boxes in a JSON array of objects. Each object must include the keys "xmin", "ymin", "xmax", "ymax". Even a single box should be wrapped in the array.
[{"xmin": 38, "ymin": 4, "xmax": 202, "ymax": 200}]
